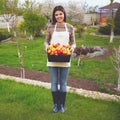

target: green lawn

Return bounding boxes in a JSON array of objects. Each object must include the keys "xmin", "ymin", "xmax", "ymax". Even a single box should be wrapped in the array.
[
  {"xmin": 0, "ymin": 79, "xmax": 120, "ymax": 120},
  {"xmin": 0, "ymin": 27, "xmax": 120, "ymax": 85}
]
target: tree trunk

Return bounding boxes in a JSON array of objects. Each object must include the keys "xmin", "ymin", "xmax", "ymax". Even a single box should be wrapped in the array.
[
  {"xmin": 77, "ymin": 55, "xmax": 81, "ymax": 66},
  {"xmin": 29, "ymin": 35, "xmax": 34, "ymax": 40},
  {"xmin": 14, "ymin": 31, "xmax": 17, "ymax": 37},
  {"xmin": 21, "ymin": 68, "xmax": 25, "ymax": 79},
  {"xmin": 118, "ymin": 70, "xmax": 120, "ymax": 90},
  {"xmin": 78, "ymin": 31, "xmax": 81, "ymax": 38},
  {"xmin": 7, "ymin": 22, "xmax": 10, "ymax": 32},
  {"xmin": 109, "ymin": 29, "xmax": 114, "ymax": 43}
]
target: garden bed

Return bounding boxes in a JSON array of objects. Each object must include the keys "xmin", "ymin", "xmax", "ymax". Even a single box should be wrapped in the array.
[{"xmin": 0, "ymin": 65, "xmax": 119, "ymax": 96}]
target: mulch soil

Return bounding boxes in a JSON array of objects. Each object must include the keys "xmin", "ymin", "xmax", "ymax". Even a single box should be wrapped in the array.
[
  {"xmin": 0, "ymin": 65, "xmax": 98, "ymax": 91},
  {"xmin": 0, "ymin": 65, "xmax": 119, "ymax": 95}
]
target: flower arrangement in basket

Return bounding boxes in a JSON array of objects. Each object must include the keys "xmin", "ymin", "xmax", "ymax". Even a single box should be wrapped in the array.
[{"xmin": 47, "ymin": 43, "xmax": 71, "ymax": 62}]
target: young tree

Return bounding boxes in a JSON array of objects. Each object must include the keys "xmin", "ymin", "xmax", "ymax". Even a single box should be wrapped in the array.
[
  {"xmin": 112, "ymin": 46, "xmax": 120, "ymax": 90},
  {"xmin": 17, "ymin": 42, "xmax": 26, "ymax": 78},
  {"xmin": 1, "ymin": 0, "xmax": 19, "ymax": 36}
]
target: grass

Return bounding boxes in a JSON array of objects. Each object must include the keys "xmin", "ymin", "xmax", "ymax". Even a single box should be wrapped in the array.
[
  {"xmin": 0, "ymin": 27, "xmax": 120, "ymax": 85},
  {"xmin": 0, "ymin": 79, "xmax": 120, "ymax": 120}
]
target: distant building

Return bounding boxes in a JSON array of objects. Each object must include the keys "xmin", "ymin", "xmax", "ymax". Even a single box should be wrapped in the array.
[
  {"xmin": 82, "ymin": 13, "xmax": 99, "ymax": 25},
  {"xmin": 99, "ymin": 2, "xmax": 120, "ymax": 24}
]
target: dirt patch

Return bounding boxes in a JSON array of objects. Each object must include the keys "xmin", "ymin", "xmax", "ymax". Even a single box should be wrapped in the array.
[{"xmin": 0, "ymin": 65, "xmax": 119, "ymax": 95}]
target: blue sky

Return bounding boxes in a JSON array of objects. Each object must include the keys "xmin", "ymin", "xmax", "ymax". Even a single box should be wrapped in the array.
[{"xmin": 20, "ymin": 0, "xmax": 120, "ymax": 7}]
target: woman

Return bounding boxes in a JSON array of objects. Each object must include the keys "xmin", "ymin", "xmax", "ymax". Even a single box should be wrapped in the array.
[{"xmin": 44, "ymin": 5, "xmax": 76, "ymax": 113}]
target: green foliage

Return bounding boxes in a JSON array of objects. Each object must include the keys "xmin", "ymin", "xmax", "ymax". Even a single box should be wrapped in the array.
[
  {"xmin": 75, "ymin": 24, "xmax": 84, "ymax": 37},
  {"xmin": 98, "ymin": 25, "xmax": 111, "ymax": 35},
  {"xmin": 19, "ymin": 21, "xmax": 26, "ymax": 32},
  {"xmin": 22, "ymin": 12, "xmax": 47, "ymax": 37},
  {"xmin": 76, "ymin": 24, "xmax": 84, "ymax": 32},
  {"xmin": 35, "ymin": 15, "xmax": 47, "ymax": 37},
  {"xmin": 114, "ymin": 6, "xmax": 120, "ymax": 35},
  {"xmin": 0, "ymin": 29, "xmax": 12, "ymax": 41},
  {"xmin": 0, "ymin": 79, "xmax": 120, "ymax": 120},
  {"xmin": 66, "ymin": 19, "xmax": 74, "ymax": 26},
  {"xmin": 0, "ymin": 0, "xmax": 4, "ymax": 14},
  {"xmin": 1, "ymin": 0, "xmax": 18, "ymax": 14},
  {"xmin": 97, "ymin": 83, "xmax": 115, "ymax": 94}
]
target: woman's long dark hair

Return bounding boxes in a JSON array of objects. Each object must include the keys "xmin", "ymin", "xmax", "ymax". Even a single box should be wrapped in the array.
[{"xmin": 52, "ymin": 5, "xmax": 66, "ymax": 25}]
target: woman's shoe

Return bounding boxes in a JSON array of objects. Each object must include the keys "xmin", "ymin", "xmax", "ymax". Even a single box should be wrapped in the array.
[
  {"xmin": 60, "ymin": 104, "xmax": 65, "ymax": 113},
  {"xmin": 53, "ymin": 104, "xmax": 59, "ymax": 113}
]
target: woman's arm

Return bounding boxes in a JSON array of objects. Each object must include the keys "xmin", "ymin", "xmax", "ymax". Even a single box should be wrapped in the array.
[
  {"xmin": 69, "ymin": 25, "xmax": 76, "ymax": 52},
  {"xmin": 44, "ymin": 25, "xmax": 51, "ymax": 52}
]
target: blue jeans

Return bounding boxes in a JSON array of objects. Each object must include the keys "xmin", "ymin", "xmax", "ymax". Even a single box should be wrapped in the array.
[{"xmin": 49, "ymin": 67, "xmax": 69, "ymax": 92}]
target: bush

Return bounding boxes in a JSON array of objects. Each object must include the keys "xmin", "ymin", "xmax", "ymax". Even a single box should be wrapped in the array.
[
  {"xmin": 98, "ymin": 25, "xmax": 111, "ymax": 35},
  {"xmin": 0, "ymin": 29, "xmax": 12, "ymax": 42},
  {"xmin": 75, "ymin": 24, "xmax": 84, "ymax": 37},
  {"xmin": 22, "ymin": 12, "xmax": 47, "ymax": 38}
]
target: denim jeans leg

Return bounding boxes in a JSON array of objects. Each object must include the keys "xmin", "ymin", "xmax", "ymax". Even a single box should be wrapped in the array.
[
  {"xmin": 59, "ymin": 67, "xmax": 69, "ymax": 92},
  {"xmin": 49, "ymin": 67, "xmax": 58, "ymax": 92}
]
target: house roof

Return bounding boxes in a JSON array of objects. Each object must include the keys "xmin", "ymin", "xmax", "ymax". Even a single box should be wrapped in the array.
[{"xmin": 99, "ymin": 2, "xmax": 120, "ymax": 10}]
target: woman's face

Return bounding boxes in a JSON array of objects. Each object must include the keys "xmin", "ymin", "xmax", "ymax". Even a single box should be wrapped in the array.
[{"xmin": 55, "ymin": 10, "xmax": 64, "ymax": 23}]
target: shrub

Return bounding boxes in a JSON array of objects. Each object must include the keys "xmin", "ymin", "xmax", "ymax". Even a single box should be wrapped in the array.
[
  {"xmin": 75, "ymin": 24, "xmax": 84, "ymax": 37},
  {"xmin": 22, "ymin": 12, "xmax": 47, "ymax": 38},
  {"xmin": 0, "ymin": 29, "xmax": 12, "ymax": 42},
  {"xmin": 98, "ymin": 25, "xmax": 111, "ymax": 35}
]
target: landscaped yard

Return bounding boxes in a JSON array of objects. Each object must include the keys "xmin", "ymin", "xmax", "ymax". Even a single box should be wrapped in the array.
[
  {"xmin": 0, "ymin": 26, "xmax": 120, "ymax": 120},
  {"xmin": 0, "ymin": 1, "xmax": 120, "ymax": 119},
  {"xmin": 0, "ymin": 27, "xmax": 120, "ymax": 85}
]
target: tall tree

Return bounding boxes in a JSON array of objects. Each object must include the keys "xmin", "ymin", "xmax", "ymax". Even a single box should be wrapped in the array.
[
  {"xmin": 22, "ymin": 12, "xmax": 47, "ymax": 40},
  {"xmin": 41, "ymin": 0, "xmax": 54, "ymax": 21},
  {"xmin": 109, "ymin": 0, "xmax": 115, "ymax": 43},
  {"xmin": 21, "ymin": 0, "xmax": 40, "ymax": 13},
  {"xmin": 0, "ymin": 0, "xmax": 4, "ymax": 14},
  {"xmin": 67, "ymin": 1, "xmax": 84, "ymax": 24},
  {"xmin": 2, "ymin": 0, "xmax": 18, "ymax": 35},
  {"xmin": 80, "ymin": 0, "xmax": 88, "ymax": 13}
]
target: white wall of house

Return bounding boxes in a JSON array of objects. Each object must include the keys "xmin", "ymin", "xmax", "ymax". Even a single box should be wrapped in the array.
[
  {"xmin": 0, "ymin": 15, "xmax": 23, "ymax": 28},
  {"xmin": 82, "ymin": 13, "xmax": 100, "ymax": 25}
]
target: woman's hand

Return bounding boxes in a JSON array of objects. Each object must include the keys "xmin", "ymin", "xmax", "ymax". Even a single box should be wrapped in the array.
[
  {"xmin": 70, "ymin": 47, "xmax": 75, "ymax": 53},
  {"xmin": 45, "ymin": 44, "xmax": 49, "ymax": 53}
]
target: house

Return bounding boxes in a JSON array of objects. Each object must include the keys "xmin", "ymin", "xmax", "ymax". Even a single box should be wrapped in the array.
[
  {"xmin": 82, "ymin": 13, "xmax": 99, "ymax": 25},
  {"xmin": 99, "ymin": 2, "xmax": 120, "ymax": 24}
]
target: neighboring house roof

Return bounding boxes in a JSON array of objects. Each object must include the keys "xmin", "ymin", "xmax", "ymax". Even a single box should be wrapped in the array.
[{"xmin": 99, "ymin": 2, "xmax": 120, "ymax": 10}]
